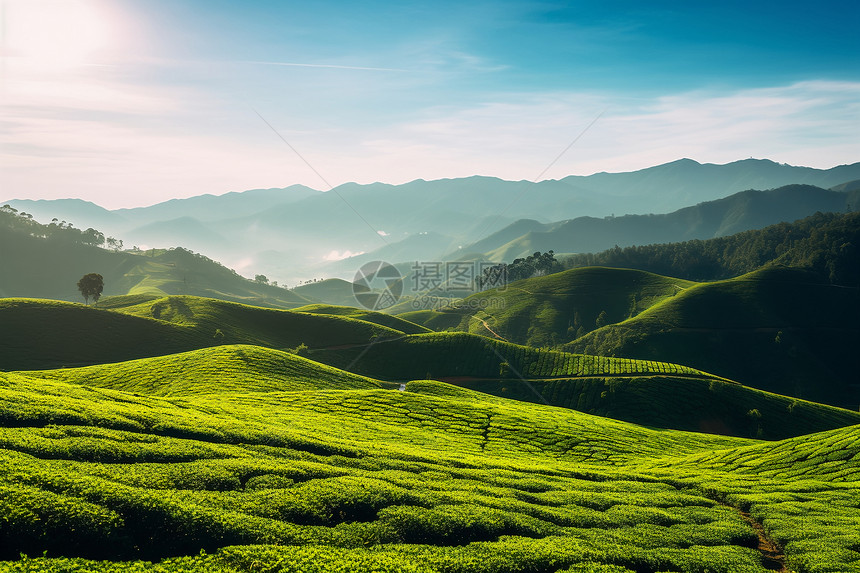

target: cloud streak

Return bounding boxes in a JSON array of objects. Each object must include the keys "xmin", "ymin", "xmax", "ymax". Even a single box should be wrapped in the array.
[
  {"xmin": 243, "ymin": 61, "xmax": 410, "ymax": 73},
  {"xmin": 3, "ymin": 63, "xmax": 858, "ymax": 210}
]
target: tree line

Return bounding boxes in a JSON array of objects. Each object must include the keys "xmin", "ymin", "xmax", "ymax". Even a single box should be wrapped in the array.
[
  {"xmin": 0, "ymin": 205, "xmax": 123, "ymax": 250},
  {"xmin": 478, "ymin": 250, "xmax": 563, "ymax": 289},
  {"xmin": 561, "ymin": 211, "xmax": 860, "ymax": 286}
]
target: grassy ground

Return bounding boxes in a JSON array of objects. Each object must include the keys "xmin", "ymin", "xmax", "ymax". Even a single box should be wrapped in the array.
[
  {"xmin": 308, "ymin": 331, "xmax": 714, "ymax": 382},
  {"xmin": 293, "ymin": 304, "xmax": 431, "ymax": 335},
  {"xmin": 0, "ymin": 297, "xmax": 402, "ymax": 370},
  {"xmin": 564, "ymin": 267, "xmax": 860, "ymax": 409},
  {"xmin": 452, "ymin": 375, "xmax": 860, "ymax": 440},
  {"xmin": 3, "ymin": 294, "xmax": 858, "ymax": 572},
  {"xmin": 396, "ymin": 267, "xmax": 696, "ymax": 347},
  {"xmin": 19, "ymin": 345, "xmax": 383, "ymax": 396},
  {"xmin": 0, "ymin": 367, "xmax": 858, "ymax": 572}
]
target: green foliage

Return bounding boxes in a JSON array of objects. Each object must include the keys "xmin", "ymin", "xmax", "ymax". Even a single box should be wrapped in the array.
[
  {"xmin": 442, "ymin": 375, "xmax": 860, "ymax": 440},
  {"xmin": 21, "ymin": 345, "xmax": 382, "ymax": 396},
  {"xmin": 1, "ymin": 286, "xmax": 859, "ymax": 571},
  {"xmin": 477, "ymin": 250, "xmax": 562, "ymax": 288},
  {"xmin": 310, "ymin": 331, "xmax": 711, "ymax": 383},
  {"xmin": 294, "ymin": 304, "xmax": 431, "ymax": 335},
  {"xmin": 565, "ymin": 267, "xmax": 860, "ymax": 408},
  {"xmin": 0, "ymin": 360, "xmax": 859, "ymax": 571},
  {"xmin": 76, "ymin": 273, "xmax": 104, "ymax": 304},
  {"xmin": 563, "ymin": 210, "xmax": 860, "ymax": 286},
  {"xmin": 0, "ymin": 297, "xmax": 402, "ymax": 370},
  {"xmin": 398, "ymin": 267, "xmax": 694, "ymax": 348},
  {"xmin": 0, "ymin": 210, "xmax": 312, "ymax": 308}
]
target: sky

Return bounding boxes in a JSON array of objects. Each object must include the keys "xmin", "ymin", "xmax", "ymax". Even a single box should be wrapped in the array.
[{"xmin": 1, "ymin": 0, "xmax": 858, "ymax": 209}]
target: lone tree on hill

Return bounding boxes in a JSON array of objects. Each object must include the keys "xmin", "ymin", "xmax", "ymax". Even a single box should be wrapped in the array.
[{"xmin": 77, "ymin": 273, "xmax": 104, "ymax": 304}]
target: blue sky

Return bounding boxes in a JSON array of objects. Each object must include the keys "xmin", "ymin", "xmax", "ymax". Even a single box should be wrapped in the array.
[{"xmin": 1, "ymin": 0, "xmax": 858, "ymax": 207}]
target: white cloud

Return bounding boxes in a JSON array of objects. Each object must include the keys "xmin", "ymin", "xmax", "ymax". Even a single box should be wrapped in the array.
[
  {"xmin": 3, "ymin": 63, "xmax": 858, "ymax": 210},
  {"xmin": 323, "ymin": 249, "xmax": 365, "ymax": 261},
  {"xmin": 339, "ymin": 81, "xmax": 860, "ymax": 181}
]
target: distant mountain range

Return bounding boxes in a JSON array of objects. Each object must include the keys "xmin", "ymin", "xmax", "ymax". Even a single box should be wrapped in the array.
[
  {"xmin": 462, "ymin": 184, "xmax": 859, "ymax": 261},
  {"xmin": 5, "ymin": 158, "xmax": 859, "ymax": 284}
]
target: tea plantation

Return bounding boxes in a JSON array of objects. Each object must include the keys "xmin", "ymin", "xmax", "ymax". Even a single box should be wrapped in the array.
[
  {"xmin": 1, "ymin": 298, "xmax": 859, "ymax": 572},
  {"xmin": 0, "ymin": 353, "xmax": 859, "ymax": 572}
]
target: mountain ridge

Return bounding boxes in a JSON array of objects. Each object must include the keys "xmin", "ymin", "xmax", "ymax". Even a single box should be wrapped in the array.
[{"xmin": 5, "ymin": 158, "xmax": 859, "ymax": 284}]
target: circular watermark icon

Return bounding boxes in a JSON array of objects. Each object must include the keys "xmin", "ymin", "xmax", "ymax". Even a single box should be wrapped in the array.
[{"xmin": 353, "ymin": 260, "xmax": 403, "ymax": 310}]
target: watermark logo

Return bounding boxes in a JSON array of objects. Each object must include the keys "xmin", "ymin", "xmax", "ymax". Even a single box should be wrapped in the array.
[
  {"xmin": 353, "ymin": 261, "xmax": 403, "ymax": 310},
  {"xmin": 353, "ymin": 259, "xmax": 509, "ymax": 311}
]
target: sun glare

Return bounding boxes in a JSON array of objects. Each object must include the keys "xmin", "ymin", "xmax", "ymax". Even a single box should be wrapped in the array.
[{"xmin": 2, "ymin": 0, "xmax": 108, "ymax": 65}]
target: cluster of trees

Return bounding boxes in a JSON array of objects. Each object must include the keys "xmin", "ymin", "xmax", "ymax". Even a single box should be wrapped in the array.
[
  {"xmin": 0, "ymin": 205, "xmax": 123, "ymax": 250},
  {"xmin": 561, "ymin": 211, "xmax": 860, "ymax": 286},
  {"xmin": 478, "ymin": 251, "xmax": 562, "ymax": 289}
]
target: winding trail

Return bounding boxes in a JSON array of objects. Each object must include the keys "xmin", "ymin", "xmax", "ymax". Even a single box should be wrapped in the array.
[
  {"xmin": 735, "ymin": 507, "xmax": 792, "ymax": 572},
  {"xmin": 710, "ymin": 499, "xmax": 792, "ymax": 572},
  {"xmin": 470, "ymin": 316, "xmax": 508, "ymax": 341}
]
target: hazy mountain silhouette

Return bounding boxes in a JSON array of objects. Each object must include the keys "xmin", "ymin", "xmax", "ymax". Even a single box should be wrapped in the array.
[
  {"xmin": 468, "ymin": 184, "xmax": 855, "ymax": 261},
  {"xmin": 4, "ymin": 158, "xmax": 858, "ymax": 283}
]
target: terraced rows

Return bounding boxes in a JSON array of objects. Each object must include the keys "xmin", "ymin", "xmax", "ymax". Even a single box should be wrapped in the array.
[
  {"xmin": 451, "ymin": 375, "xmax": 860, "ymax": 440},
  {"xmin": 1, "ymin": 365, "xmax": 859, "ymax": 572},
  {"xmin": 309, "ymin": 332, "xmax": 711, "ymax": 381}
]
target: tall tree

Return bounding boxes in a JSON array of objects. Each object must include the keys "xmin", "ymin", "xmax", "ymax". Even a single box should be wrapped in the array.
[{"xmin": 77, "ymin": 273, "xmax": 104, "ymax": 304}]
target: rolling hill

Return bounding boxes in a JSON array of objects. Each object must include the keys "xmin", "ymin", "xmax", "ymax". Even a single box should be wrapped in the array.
[
  {"xmin": 0, "ymin": 210, "xmax": 311, "ymax": 308},
  {"xmin": 21, "ymin": 345, "xmax": 383, "ymax": 396},
  {"xmin": 1, "ymin": 362, "xmax": 859, "ymax": 571},
  {"xmin": 0, "ymin": 296, "xmax": 400, "ymax": 370},
  {"xmin": 558, "ymin": 209, "xmax": 860, "ymax": 285},
  {"xmin": 399, "ymin": 267, "xmax": 695, "ymax": 347},
  {"xmin": 292, "ymin": 278, "xmax": 360, "ymax": 307},
  {"xmin": 564, "ymin": 267, "xmax": 860, "ymax": 409},
  {"xmin": 467, "ymin": 184, "xmax": 857, "ymax": 261},
  {"xmin": 293, "ymin": 304, "xmax": 431, "ymax": 335}
]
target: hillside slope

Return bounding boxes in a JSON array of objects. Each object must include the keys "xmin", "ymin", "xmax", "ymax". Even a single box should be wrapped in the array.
[
  {"xmin": 565, "ymin": 267, "xmax": 860, "ymax": 409},
  {"xmin": 22, "ymin": 345, "xmax": 383, "ymax": 396},
  {"xmin": 444, "ymin": 375, "xmax": 860, "ymax": 440},
  {"xmin": 1, "ymin": 369, "xmax": 859, "ymax": 571},
  {"xmin": 473, "ymin": 184, "xmax": 853, "ymax": 261},
  {"xmin": 560, "ymin": 209, "xmax": 860, "ymax": 284},
  {"xmin": 399, "ymin": 267, "xmax": 695, "ymax": 347},
  {"xmin": 0, "ymin": 213, "xmax": 310, "ymax": 308},
  {"xmin": 294, "ymin": 304, "xmax": 431, "ymax": 335},
  {"xmin": 0, "ymin": 297, "xmax": 400, "ymax": 370}
]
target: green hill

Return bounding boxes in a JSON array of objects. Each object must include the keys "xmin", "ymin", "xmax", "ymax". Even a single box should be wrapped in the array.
[
  {"xmin": 470, "ymin": 184, "xmax": 854, "ymax": 261},
  {"xmin": 293, "ymin": 304, "xmax": 431, "ymax": 335},
  {"xmin": 446, "ymin": 375, "xmax": 860, "ymax": 440},
  {"xmin": 308, "ymin": 329, "xmax": 860, "ymax": 440},
  {"xmin": 112, "ymin": 296, "xmax": 404, "ymax": 347},
  {"xmin": 307, "ymin": 331, "xmax": 714, "ymax": 382},
  {"xmin": 398, "ymin": 267, "xmax": 695, "ymax": 347},
  {"xmin": 291, "ymin": 278, "xmax": 360, "ymax": 307},
  {"xmin": 0, "ymin": 209, "xmax": 311, "ymax": 308},
  {"xmin": 0, "ymin": 298, "xmax": 203, "ymax": 370},
  {"xmin": 0, "ymin": 296, "xmax": 401, "ymax": 371},
  {"xmin": 565, "ymin": 267, "xmax": 860, "ymax": 409},
  {"xmin": 561, "ymin": 209, "xmax": 860, "ymax": 285},
  {"xmin": 1, "ymin": 365, "xmax": 860, "ymax": 571},
  {"xmin": 20, "ymin": 345, "xmax": 383, "ymax": 396}
]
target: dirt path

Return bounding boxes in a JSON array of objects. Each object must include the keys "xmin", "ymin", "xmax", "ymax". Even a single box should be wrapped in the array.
[
  {"xmin": 736, "ymin": 507, "xmax": 792, "ymax": 572},
  {"xmin": 470, "ymin": 316, "xmax": 508, "ymax": 341},
  {"xmin": 708, "ymin": 499, "xmax": 793, "ymax": 572}
]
